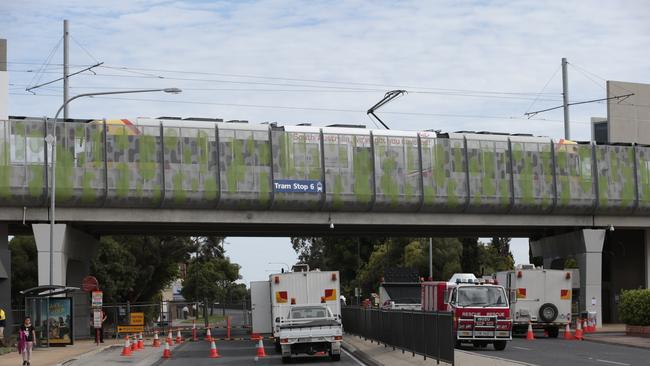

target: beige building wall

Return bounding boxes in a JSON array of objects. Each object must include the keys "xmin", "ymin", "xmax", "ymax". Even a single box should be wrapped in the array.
[{"xmin": 607, "ymin": 80, "xmax": 650, "ymax": 144}]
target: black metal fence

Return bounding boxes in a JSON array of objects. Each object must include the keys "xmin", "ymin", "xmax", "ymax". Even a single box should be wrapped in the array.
[{"xmin": 342, "ymin": 307, "xmax": 454, "ymax": 365}]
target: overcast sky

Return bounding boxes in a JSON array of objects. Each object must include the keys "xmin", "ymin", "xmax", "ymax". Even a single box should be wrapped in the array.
[{"xmin": 2, "ymin": 0, "xmax": 649, "ymax": 285}]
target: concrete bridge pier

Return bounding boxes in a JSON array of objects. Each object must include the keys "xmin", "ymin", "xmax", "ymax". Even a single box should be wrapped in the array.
[
  {"xmin": 32, "ymin": 224, "xmax": 99, "ymax": 339},
  {"xmin": 530, "ymin": 229, "xmax": 605, "ymax": 328},
  {"xmin": 0, "ymin": 223, "xmax": 11, "ymax": 338},
  {"xmin": 32, "ymin": 224, "xmax": 99, "ymax": 288}
]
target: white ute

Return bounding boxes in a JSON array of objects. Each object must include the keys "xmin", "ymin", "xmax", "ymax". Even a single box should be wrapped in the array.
[{"xmin": 278, "ymin": 304, "xmax": 342, "ymax": 363}]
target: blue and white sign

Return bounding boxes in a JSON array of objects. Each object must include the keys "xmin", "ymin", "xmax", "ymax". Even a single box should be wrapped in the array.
[{"xmin": 274, "ymin": 179, "xmax": 323, "ymax": 193}]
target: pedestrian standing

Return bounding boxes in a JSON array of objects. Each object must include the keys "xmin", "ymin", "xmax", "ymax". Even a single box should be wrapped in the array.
[
  {"xmin": 18, "ymin": 316, "xmax": 36, "ymax": 366},
  {"xmin": 0, "ymin": 307, "xmax": 5, "ymax": 346},
  {"xmin": 100, "ymin": 310, "xmax": 107, "ymax": 343}
]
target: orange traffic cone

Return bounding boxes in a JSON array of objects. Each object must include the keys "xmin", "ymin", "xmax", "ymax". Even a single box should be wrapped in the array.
[
  {"xmin": 588, "ymin": 318, "xmax": 597, "ymax": 332},
  {"xmin": 167, "ymin": 330, "xmax": 173, "ymax": 346},
  {"xmin": 162, "ymin": 340, "xmax": 172, "ymax": 359},
  {"xmin": 137, "ymin": 332, "xmax": 145, "ymax": 349},
  {"xmin": 205, "ymin": 326, "xmax": 212, "ymax": 342},
  {"xmin": 526, "ymin": 322, "xmax": 535, "ymax": 340},
  {"xmin": 255, "ymin": 338, "xmax": 267, "ymax": 358},
  {"xmin": 121, "ymin": 335, "xmax": 133, "ymax": 356},
  {"xmin": 130, "ymin": 334, "xmax": 137, "ymax": 351},
  {"xmin": 564, "ymin": 323, "xmax": 574, "ymax": 340},
  {"xmin": 152, "ymin": 331, "xmax": 161, "ymax": 347},
  {"xmin": 175, "ymin": 328, "xmax": 182, "ymax": 344},
  {"xmin": 192, "ymin": 320, "xmax": 198, "ymax": 341},
  {"xmin": 574, "ymin": 320, "xmax": 584, "ymax": 340},
  {"xmin": 209, "ymin": 339, "xmax": 220, "ymax": 358}
]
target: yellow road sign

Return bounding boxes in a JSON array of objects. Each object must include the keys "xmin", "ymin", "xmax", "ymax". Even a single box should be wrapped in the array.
[
  {"xmin": 130, "ymin": 312, "xmax": 144, "ymax": 325},
  {"xmin": 117, "ymin": 325, "xmax": 144, "ymax": 333}
]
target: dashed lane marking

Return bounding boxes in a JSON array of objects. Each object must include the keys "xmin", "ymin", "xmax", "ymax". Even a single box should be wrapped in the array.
[
  {"xmin": 513, "ymin": 346, "xmax": 533, "ymax": 351},
  {"xmin": 595, "ymin": 359, "xmax": 630, "ymax": 366}
]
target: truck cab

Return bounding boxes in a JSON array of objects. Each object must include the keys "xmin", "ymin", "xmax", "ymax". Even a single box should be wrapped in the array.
[{"xmin": 422, "ymin": 280, "xmax": 512, "ymax": 350}]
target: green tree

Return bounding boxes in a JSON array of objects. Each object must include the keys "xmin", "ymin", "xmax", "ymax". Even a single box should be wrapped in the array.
[
  {"xmin": 403, "ymin": 238, "xmax": 462, "ymax": 280},
  {"xmin": 460, "ymin": 237, "xmax": 480, "ymax": 274},
  {"xmin": 9, "ymin": 236, "xmax": 38, "ymax": 307},
  {"xmin": 90, "ymin": 235, "xmax": 194, "ymax": 303}
]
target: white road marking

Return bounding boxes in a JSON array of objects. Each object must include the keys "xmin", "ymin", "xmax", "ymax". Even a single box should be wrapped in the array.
[
  {"xmin": 513, "ymin": 346, "xmax": 533, "ymax": 350},
  {"xmin": 595, "ymin": 359, "xmax": 630, "ymax": 366}
]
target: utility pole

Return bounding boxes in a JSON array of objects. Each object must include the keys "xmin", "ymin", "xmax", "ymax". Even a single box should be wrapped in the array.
[
  {"xmin": 561, "ymin": 57, "xmax": 569, "ymax": 140},
  {"xmin": 428, "ymin": 238, "xmax": 433, "ymax": 280},
  {"xmin": 63, "ymin": 19, "xmax": 69, "ymax": 121}
]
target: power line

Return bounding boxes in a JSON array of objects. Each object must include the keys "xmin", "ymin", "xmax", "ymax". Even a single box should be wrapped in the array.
[
  {"xmin": 8, "ymin": 92, "xmax": 593, "ymax": 124},
  {"xmin": 27, "ymin": 37, "xmax": 63, "ymax": 90},
  {"xmin": 524, "ymin": 65, "xmax": 561, "ymax": 115}
]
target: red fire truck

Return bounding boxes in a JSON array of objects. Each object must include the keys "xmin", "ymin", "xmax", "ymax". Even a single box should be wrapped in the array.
[{"xmin": 421, "ymin": 279, "xmax": 512, "ymax": 350}]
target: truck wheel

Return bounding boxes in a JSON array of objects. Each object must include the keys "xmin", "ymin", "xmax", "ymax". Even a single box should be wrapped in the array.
[
  {"xmin": 282, "ymin": 356, "xmax": 291, "ymax": 364},
  {"xmin": 493, "ymin": 341, "xmax": 507, "ymax": 351},
  {"xmin": 539, "ymin": 303, "xmax": 559, "ymax": 322},
  {"xmin": 331, "ymin": 354, "xmax": 341, "ymax": 362},
  {"xmin": 547, "ymin": 327, "xmax": 559, "ymax": 338}
]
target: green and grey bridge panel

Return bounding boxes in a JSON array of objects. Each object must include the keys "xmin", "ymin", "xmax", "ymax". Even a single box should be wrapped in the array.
[{"xmin": 0, "ymin": 118, "xmax": 649, "ymax": 214}]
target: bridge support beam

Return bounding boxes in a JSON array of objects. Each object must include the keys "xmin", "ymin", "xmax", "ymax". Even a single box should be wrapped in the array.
[
  {"xmin": 530, "ymin": 229, "xmax": 605, "ymax": 328},
  {"xmin": 0, "ymin": 223, "xmax": 12, "ymax": 339},
  {"xmin": 32, "ymin": 224, "xmax": 99, "ymax": 287}
]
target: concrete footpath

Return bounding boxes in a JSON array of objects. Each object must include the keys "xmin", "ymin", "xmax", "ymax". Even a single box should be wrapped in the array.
[
  {"xmin": 342, "ymin": 335, "xmax": 530, "ymax": 366},
  {"xmin": 0, "ymin": 339, "xmax": 121, "ymax": 366}
]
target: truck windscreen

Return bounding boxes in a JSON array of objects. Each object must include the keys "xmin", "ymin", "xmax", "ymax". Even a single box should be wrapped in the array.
[{"xmin": 457, "ymin": 286, "xmax": 507, "ymax": 307}]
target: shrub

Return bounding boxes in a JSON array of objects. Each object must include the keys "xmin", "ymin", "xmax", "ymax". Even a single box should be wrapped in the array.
[{"xmin": 619, "ymin": 289, "xmax": 650, "ymax": 326}]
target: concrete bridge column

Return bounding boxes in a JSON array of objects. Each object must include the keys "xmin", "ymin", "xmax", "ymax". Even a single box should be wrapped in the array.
[
  {"xmin": 530, "ymin": 229, "xmax": 605, "ymax": 328},
  {"xmin": 0, "ymin": 223, "xmax": 12, "ymax": 338},
  {"xmin": 32, "ymin": 224, "xmax": 99, "ymax": 287}
]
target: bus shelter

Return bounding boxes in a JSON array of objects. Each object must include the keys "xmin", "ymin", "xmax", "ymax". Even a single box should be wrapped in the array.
[{"xmin": 20, "ymin": 285, "xmax": 79, "ymax": 347}]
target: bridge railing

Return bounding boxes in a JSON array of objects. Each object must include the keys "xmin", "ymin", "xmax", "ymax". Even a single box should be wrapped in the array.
[{"xmin": 342, "ymin": 306, "xmax": 454, "ymax": 365}]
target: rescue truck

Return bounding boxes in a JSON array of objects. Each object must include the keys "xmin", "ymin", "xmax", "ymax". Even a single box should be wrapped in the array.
[
  {"xmin": 421, "ymin": 277, "xmax": 512, "ymax": 350},
  {"xmin": 495, "ymin": 265, "xmax": 572, "ymax": 337},
  {"xmin": 250, "ymin": 264, "xmax": 341, "ymax": 353}
]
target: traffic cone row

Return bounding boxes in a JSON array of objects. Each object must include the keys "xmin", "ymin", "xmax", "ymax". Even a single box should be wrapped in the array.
[
  {"xmin": 205, "ymin": 326, "xmax": 212, "ymax": 342},
  {"xmin": 162, "ymin": 340, "xmax": 172, "ymax": 359},
  {"xmin": 564, "ymin": 323, "xmax": 574, "ymax": 340},
  {"xmin": 152, "ymin": 331, "xmax": 161, "ymax": 347},
  {"xmin": 130, "ymin": 334, "xmax": 137, "ymax": 351},
  {"xmin": 586, "ymin": 318, "xmax": 596, "ymax": 333},
  {"xmin": 137, "ymin": 332, "xmax": 145, "ymax": 349},
  {"xmin": 175, "ymin": 328, "xmax": 183, "ymax": 344},
  {"xmin": 121, "ymin": 335, "xmax": 132, "ymax": 356},
  {"xmin": 525, "ymin": 322, "xmax": 535, "ymax": 340},
  {"xmin": 574, "ymin": 320, "xmax": 584, "ymax": 340},
  {"xmin": 209, "ymin": 339, "xmax": 220, "ymax": 358},
  {"xmin": 256, "ymin": 338, "xmax": 267, "ymax": 358},
  {"xmin": 167, "ymin": 330, "xmax": 173, "ymax": 346}
]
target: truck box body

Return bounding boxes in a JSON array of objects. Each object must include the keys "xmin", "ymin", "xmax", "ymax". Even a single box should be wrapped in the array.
[
  {"xmin": 251, "ymin": 269, "xmax": 341, "ymax": 338},
  {"xmin": 495, "ymin": 266, "xmax": 572, "ymax": 335}
]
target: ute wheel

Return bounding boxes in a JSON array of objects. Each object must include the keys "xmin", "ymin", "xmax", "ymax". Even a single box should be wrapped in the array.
[
  {"xmin": 547, "ymin": 327, "xmax": 559, "ymax": 338},
  {"xmin": 282, "ymin": 356, "xmax": 291, "ymax": 364},
  {"xmin": 331, "ymin": 354, "xmax": 341, "ymax": 362},
  {"xmin": 539, "ymin": 303, "xmax": 559, "ymax": 323},
  {"xmin": 493, "ymin": 341, "xmax": 507, "ymax": 351}
]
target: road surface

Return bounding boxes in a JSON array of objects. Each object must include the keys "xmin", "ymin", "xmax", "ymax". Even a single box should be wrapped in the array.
[{"xmin": 465, "ymin": 336, "xmax": 650, "ymax": 366}]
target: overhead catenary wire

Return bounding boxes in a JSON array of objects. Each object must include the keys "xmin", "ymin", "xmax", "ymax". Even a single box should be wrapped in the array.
[
  {"xmin": 524, "ymin": 65, "xmax": 561, "ymax": 116},
  {"xmin": 26, "ymin": 36, "xmax": 63, "ymax": 91},
  {"xmin": 8, "ymin": 92, "xmax": 594, "ymax": 124}
]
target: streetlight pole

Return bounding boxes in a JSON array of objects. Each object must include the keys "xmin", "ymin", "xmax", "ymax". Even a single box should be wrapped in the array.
[{"xmin": 47, "ymin": 88, "xmax": 182, "ymax": 286}]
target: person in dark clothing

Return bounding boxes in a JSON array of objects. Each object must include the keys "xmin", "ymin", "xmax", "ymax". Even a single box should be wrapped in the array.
[{"xmin": 19, "ymin": 316, "xmax": 36, "ymax": 366}]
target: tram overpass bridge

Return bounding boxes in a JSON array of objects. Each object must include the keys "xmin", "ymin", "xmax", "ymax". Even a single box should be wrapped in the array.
[{"xmin": 1, "ymin": 117, "xmax": 650, "ymax": 332}]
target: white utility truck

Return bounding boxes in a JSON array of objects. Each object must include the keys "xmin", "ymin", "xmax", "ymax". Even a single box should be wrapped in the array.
[
  {"xmin": 495, "ymin": 265, "xmax": 573, "ymax": 337},
  {"xmin": 251, "ymin": 264, "xmax": 341, "ymax": 352},
  {"xmin": 277, "ymin": 304, "xmax": 342, "ymax": 363}
]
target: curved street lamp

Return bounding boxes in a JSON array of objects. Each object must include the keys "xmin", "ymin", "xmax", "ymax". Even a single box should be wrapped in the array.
[{"xmin": 47, "ymin": 88, "xmax": 182, "ymax": 286}]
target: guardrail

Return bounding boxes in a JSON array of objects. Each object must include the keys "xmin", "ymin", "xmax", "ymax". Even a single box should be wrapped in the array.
[{"xmin": 342, "ymin": 307, "xmax": 454, "ymax": 365}]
